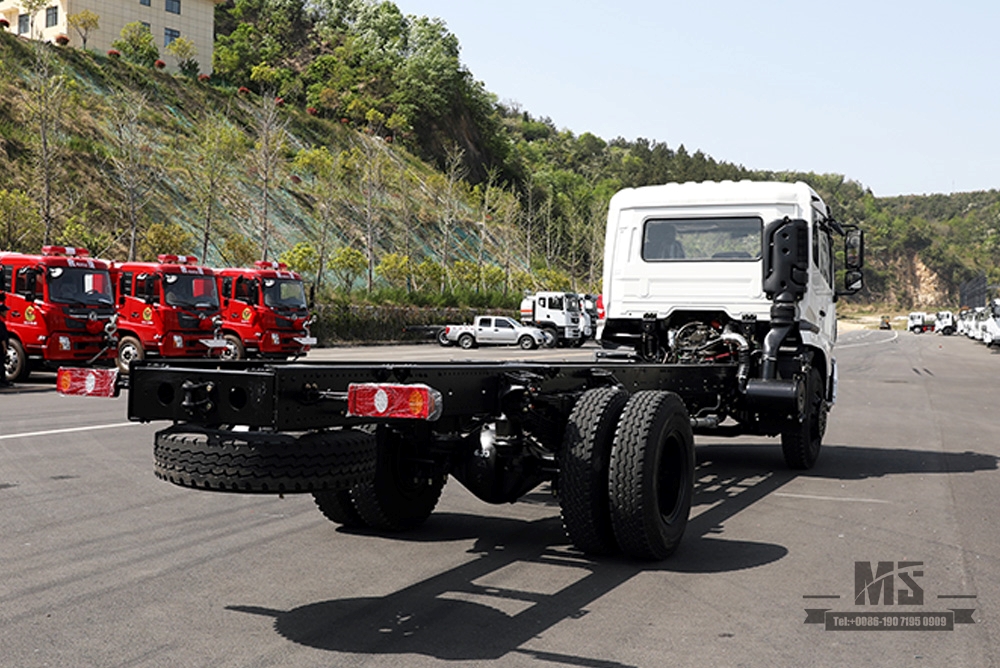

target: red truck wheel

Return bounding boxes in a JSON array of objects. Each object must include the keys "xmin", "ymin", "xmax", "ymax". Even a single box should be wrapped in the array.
[
  {"xmin": 221, "ymin": 334, "xmax": 245, "ymax": 360},
  {"xmin": 117, "ymin": 336, "xmax": 144, "ymax": 374},
  {"xmin": 6, "ymin": 339, "xmax": 29, "ymax": 382}
]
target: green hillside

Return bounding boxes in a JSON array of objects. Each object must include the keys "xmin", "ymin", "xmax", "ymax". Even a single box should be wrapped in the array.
[{"xmin": 2, "ymin": 0, "xmax": 999, "ymax": 309}]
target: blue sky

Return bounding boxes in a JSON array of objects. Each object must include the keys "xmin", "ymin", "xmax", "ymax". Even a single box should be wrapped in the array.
[{"xmin": 395, "ymin": 1, "xmax": 1000, "ymax": 197}]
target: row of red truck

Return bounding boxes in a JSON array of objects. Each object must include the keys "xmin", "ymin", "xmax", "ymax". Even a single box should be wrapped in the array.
[{"xmin": 0, "ymin": 246, "xmax": 316, "ymax": 381}]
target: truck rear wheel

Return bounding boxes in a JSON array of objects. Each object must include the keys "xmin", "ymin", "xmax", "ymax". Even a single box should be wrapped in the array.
[
  {"xmin": 437, "ymin": 329, "xmax": 452, "ymax": 346},
  {"xmin": 458, "ymin": 334, "xmax": 475, "ymax": 350},
  {"xmin": 559, "ymin": 386, "xmax": 630, "ymax": 555},
  {"xmin": 780, "ymin": 368, "xmax": 827, "ymax": 470},
  {"xmin": 153, "ymin": 427, "xmax": 377, "ymax": 493},
  {"xmin": 312, "ymin": 489, "xmax": 367, "ymax": 528},
  {"xmin": 117, "ymin": 335, "xmax": 144, "ymax": 374},
  {"xmin": 6, "ymin": 338, "xmax": 29, "ymax": 382},
  {"xmin": 608, "ymin": 391, "xmax": 694, "ymax": 560},
  {"xmin": 350, "ymin": 426, "xmax": 446, "ymax": 531}
]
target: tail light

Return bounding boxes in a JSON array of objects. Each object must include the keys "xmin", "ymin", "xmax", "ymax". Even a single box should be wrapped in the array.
[
  {"xmin": 596, "ymin": 294, "xmax": 606, "ymax": 321},
  {"xmin": 56, "ymin": 367, "xmax": 119, "ymax": 397},
  {"xmin": 347, "ymin": 383, "xmax": 443, "ymax": 421}
]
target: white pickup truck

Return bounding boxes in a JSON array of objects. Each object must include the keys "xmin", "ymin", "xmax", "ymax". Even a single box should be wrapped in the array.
[{"xmin": 442, "ymin": 315, "xmax": 549, "ymax": 350}]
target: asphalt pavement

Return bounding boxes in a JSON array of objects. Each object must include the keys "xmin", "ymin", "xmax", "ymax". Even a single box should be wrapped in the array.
[{"xmin": 1, "ymin": 329, "xmax": 998, "ymax": 667}]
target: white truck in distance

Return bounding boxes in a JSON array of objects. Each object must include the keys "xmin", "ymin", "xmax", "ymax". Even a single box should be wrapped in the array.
[
  {"xmin": 599, "ymin": 180, "xmax": 864, "ymax": 469},
  {"xmin": 519, "ymin": 291, "xmax": 583, "ymax": 347},
  {"xmin": 442, "ymin": 315, "xmax": 548, "ymax": 350},
  {"xmin": 933, "ymin": 310, "xmax": 956, "ymax": 335}
]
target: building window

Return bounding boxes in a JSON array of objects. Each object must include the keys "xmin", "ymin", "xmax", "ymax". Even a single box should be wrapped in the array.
[
  {"xmin": 140, "ymin": 0, "xmax": 151, "ymax": 6},
  {"xmin": 164, "ymin": 27, "xmax": 179, "ymax": 46},
  {"xmin": 141, "ymin": 21, "xmax": 150, "ymax": 30},
  {"xmin": 165, "ymin": 0, "xmax": 180, "ymax": 14},
  {"xmin": 18, "ymin": 13, "xmax": 29, "ymax": 34},
  {"xmin": 45, "ymin": 6, "xmax": 57, "ymax": 27}
]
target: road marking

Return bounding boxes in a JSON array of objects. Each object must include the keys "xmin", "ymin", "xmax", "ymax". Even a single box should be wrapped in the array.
[
  {"xmin": 773, "ymin": 492, "xmax": 891, "ymax": 504},
  {"xmin": 837, "ymin": 331, "xmax": 899, "ymax": 349},
  {"xmin": 0, "ymin": 422, "xmax": 139, "ymax": 441}
]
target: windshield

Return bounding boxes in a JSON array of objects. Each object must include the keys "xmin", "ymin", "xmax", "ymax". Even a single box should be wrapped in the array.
[
  {"xmin": 263, "ymin": 278, "xmax": 307, "ymax": 308},
  {"xmin": 643, "ymin": 217, "xmax": 762, "ymax": 261},
  {"xmin": 163, "ymin": 273, "xmax": 219, "ymax": 309},
  {"xmin": 46, "ymin": 266, "xmax": 114, "ymax": 305}
]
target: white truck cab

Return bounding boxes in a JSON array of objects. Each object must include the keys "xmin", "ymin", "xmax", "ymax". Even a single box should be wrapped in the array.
[
  {"xmin": 519, "ymin": 291, "xmax": 583, "ymax": 347},
  {"xmin": 600, "ymin": 181, "xmax": 860, "ymax": 391},
  {"xmin": 933, "ymin": 310, "xmax": 956, "ymax": 335}
]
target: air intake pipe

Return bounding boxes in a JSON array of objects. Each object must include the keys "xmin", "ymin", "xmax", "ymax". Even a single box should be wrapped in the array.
[{"xmin": 744, "ymin": 217, "xmax": 809, "ymax": 415}]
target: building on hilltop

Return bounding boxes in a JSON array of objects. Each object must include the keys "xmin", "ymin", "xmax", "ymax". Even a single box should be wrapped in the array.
[{"xmin": 0, "ymin": 0, "xmax": 221, "ymax": 74}]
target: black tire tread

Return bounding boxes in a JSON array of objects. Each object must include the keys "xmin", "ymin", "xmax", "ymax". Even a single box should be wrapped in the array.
[
  {"xmin": 608, "ymin": 391, "xmax": 694, "ymax": 560},
  {"xmin": 559, "ymin": 386, "xmax": 629, "ymax": 555},
  {"xmin": 154, "ymin": 428, "xmax": 376, "ymax": 493},
  {"xmin": 780, "ymin": 367, "xmax": 826, "ymax": 470}
]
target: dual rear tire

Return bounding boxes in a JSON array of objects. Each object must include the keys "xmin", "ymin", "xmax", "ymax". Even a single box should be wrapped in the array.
[{"xmin": 559, "ymin": 387, "xmax": 695, "ymax": 560}]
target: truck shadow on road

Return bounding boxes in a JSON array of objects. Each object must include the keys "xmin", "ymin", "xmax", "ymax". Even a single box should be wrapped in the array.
[{"xmin": 226, "ymin": 441, "xmax": 996, "ymax": 664}]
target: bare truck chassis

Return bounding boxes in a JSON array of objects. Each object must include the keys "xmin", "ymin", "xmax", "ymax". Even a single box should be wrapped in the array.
[{"xmin": 78, "ymin": 195, "xmax": 864, "ymax": 561}]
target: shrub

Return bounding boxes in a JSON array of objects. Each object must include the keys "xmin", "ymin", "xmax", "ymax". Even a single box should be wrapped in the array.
[
  {"xmin": 154, "ymin": 59, "xmax": 166, "ymax": 69},
  {"xmin": 55, "ymin": 34, "xmax": 70, "ymax": 46}
]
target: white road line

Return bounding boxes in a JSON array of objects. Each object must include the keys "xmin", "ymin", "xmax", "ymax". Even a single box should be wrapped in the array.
[
  {"xmin": 837, "ymin": 330, "xmax": 899, "ymax": 349},
  {"xmin": 773, "ymin": 492, "xmax": 891, "ymax": 504},
  {"xmin": 0, "ymin": 422, "xmax": 139, "ymax": 441}
]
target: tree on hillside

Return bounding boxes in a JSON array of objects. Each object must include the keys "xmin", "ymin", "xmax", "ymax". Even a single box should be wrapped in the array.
[
  {"xmin": 112, "ymin": 22, "xmax": 159, "ymax": 68},
  {"xmin": 437, "ymin": 142, "xmax": 467, "ymax": 292},
  {"xmin": 106, "ymin": 91, "xmax": 160, "ymax": 261},
  {"xmin": 344, "ymin": 121, "xmax": 392, "ymax": 292},
  {"xmin": 19, "ymin": 51, "xmax": 71, "ymax": 245},
  {"xmin": 19, "ymin": 0, "xmax": 48, "ymax": 39},
  {"xmin": 242, "ymin": 85, "xmax": 289, "ymax": 261},
  {"xmin": 67, "ymin": 10, "xmax": 100, "ymax": 50},
  {"xmin": 293, "ymin": 145, "xmax": 346, "ymax": 293},
  {"xmin": 176, "ymin": 111, "xmax": 244, "ymax": 263},
  {"xmin": 165, "ymin": 36, "xmax": 199, "ymax": 78},
  {"xmin": 0, "ymin": 189, "xmax": 41, "ymax": 252}
]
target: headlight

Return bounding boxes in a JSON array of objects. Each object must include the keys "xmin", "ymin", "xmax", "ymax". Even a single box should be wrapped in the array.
[
  {"xmin": 271, "ymin": 332, "xmax": 281, "ymax": 345},
  {"xmin": 58, "ymin": 336, "xmax": 72, "ymax": 351},
  {"xmin": 172, "ymin": 334, "xmax": 184, "ymax": 348}
]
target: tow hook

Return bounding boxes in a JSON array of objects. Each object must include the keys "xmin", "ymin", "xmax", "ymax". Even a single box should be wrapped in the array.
[{"xmin": 181, "ymin": 380, "xmax": 216, "ymax": 417}]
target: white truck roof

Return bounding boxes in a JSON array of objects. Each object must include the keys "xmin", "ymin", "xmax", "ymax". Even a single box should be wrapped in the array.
[{"xmin": 607, "ymin": 180, "xmax": 824, "ymax": 213}]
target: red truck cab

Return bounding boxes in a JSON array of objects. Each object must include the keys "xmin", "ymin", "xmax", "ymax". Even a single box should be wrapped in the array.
[
  {"xmin": 110, "ymin": 254, "xmax": 225, "ymax": 372},
  {"xmin": 0, "ymin": 246, "xmax": 117, "ymax": 381},
  {"xmin": 215, "ymin": 260, "xmax": 316, "ymax": 359}
]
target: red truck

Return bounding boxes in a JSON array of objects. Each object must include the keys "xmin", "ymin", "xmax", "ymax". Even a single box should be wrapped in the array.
[
  {"xmin": 0, "ymin": 246, "xmax": 118, "ymax": 381},
  {"xmin": 214, "ymin": 260, "xmax": 316, "ymax": 359},
  {"xmin": 109, "ymin": 254, "xmax": 226, "ymax": 372}
]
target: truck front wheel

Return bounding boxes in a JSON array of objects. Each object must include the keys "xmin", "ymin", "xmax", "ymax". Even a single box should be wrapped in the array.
[
  {"xmin": 116, "ymin": 336, "xmax": 144, "ymax": 374},
  {"xmin": 350, "ymin": 426, "xmax": 446, "ymax": 531},
  {"xmin": 780, "ymin": 368, "xmax": 827, "ymax": 470},
  {"xmin": 519, "ymin": 335, "xmax": 537, "ymax": 350},
  {"xmin": 559, "ymin": 386, "xmax": 630, "ymax": 555},
  {"xmin": 153, "ymin": 427, "xmax": 377, "ymax": 493},
  {"xmin": 6, "ymin": 338, "xmax": 29, "ymax": 382},
  {"xmin": 221, "ymin": 334, "xmax": 246, "ymax": 360},
  {"xmin": 608, "ymin": 391, "xmax": 694, "ymax": 560}
]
